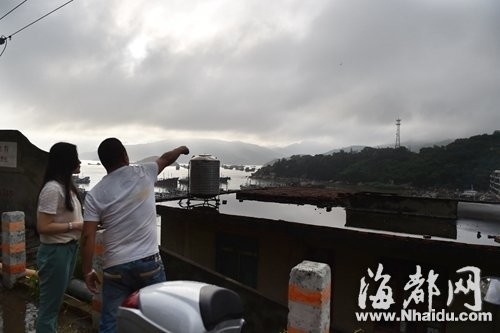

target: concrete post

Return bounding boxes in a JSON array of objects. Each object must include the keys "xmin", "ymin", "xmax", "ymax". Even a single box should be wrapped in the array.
[
  {"xmin": 91, "ymin": 229, "xmax": 104, "ymax": 330},
  {"xmin": 288, "ymin": 260, "xmax": 331, "ymax": 333},
  {"xmin": 1, "ymin": 211, "xmax": 26, "ymax": 289}
]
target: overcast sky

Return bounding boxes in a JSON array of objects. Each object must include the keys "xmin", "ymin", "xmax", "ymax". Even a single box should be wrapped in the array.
[{"xmin": 1, "ymin": 0, "xmax": 499, "ymax": 153}]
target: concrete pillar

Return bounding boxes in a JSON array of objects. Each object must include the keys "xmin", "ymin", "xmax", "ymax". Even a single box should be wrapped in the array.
[
  {"xmin": 1, "ymin": 211, "xmax": 26, "ymax": 289},
  {"xmin": 288, "ymin": 260, "xmax": 331, "ymax": 333},
  {"xmin": 91, "ymin": 229, "xmax": 104, "ymax": 330}
]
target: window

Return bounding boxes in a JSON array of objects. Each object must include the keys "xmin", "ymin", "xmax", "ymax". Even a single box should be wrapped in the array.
[{"xmin": 215, "ymin": 233, "xmax": 258, "ymax": 288}]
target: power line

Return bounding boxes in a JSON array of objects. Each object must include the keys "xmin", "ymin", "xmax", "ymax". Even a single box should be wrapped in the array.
[
  {"xmin": 0, "ymin": 0, "xmax": 28, "ymax": 22},
  {"xmin": 7, "ymin": 0, "xmax": 75, "ymax": 39},
  {"xmin": 0, "ymin": 36, "xmax": 7, "ymax": 57},
  {"xmin": 0, "ymin": 0, "xmax": 75, "ymax": 58}
]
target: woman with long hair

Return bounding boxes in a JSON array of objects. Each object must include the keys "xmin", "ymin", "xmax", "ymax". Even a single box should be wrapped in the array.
[{"xmin": 36, "ymin": 142, "xmax": 84, "ymax": 333}]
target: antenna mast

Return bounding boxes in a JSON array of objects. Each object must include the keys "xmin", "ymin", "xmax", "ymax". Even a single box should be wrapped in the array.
[{"xmin": 395, "ymin": 118, "xmax": 401, "ymax": 148}]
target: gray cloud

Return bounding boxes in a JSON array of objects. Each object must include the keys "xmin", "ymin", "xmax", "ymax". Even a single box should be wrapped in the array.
[{"xmin": 1, "ymin": 0, "xmax": 500, "ymax": 151}]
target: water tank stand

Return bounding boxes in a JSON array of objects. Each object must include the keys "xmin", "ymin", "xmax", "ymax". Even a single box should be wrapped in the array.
[{"xmin": 179, "ymin": 196, "xmax": 221, "ymax": 209}]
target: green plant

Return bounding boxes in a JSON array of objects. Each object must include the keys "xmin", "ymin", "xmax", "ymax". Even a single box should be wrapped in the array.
[{"xmin": 26, "ymin": 273, "xmax": 40, "ymax": 302}]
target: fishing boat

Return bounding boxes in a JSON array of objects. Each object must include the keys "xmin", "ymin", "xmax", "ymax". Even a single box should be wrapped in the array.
[
  {"xmin": 155, "ymin": 177, "xmax": 179, "ymax": 188},
  {"xmin": 219, "ymin": 176, "xmax": 231, "ymax": 183},
  {"xmin": 72, "ymin": 175, "xmax": 90, "ymax": 184}
]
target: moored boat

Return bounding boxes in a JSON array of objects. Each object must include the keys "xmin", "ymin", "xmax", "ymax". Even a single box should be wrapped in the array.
[
  {"xmin": 155, "ymin": 177, "xmax": 179, "ymax": 188},
  {"xmin": 72, "ymin": 175, "xmax": 90, "ymax": 184}
]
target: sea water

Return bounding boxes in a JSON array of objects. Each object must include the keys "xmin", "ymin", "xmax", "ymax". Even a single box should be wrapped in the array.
[
  {"xmin": 78, "ymin": 160, "xmax": 261, "ymax": 244},
  {"xmin": 78, "ymin": 160, "xmax": 260, "ymax": 192}
]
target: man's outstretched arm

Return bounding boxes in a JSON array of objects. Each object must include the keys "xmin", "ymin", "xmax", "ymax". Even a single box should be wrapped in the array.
[{"xmin": 156, "ymin": 146, "xmax": 190, "ymax": 174}]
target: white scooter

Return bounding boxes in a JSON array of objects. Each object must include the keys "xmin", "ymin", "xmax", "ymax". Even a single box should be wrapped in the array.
[
  {"xmin": 481, "ymin": 276, "xmax": 500, "ymax": 306},
  {"xmin": 117, "ymin": 281, "xmax": 245, "ymax": 333}
]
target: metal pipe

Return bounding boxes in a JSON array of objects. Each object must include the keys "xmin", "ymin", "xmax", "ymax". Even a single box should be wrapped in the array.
[{"xmin": 66, "ymin": 278, "xmax": 93, "ymax": 302}]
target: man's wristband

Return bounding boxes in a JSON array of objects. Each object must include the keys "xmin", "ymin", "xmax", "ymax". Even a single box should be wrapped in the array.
[{"xmin": 68, "ymin": 222, "xmax": 73, "ymax": 231}]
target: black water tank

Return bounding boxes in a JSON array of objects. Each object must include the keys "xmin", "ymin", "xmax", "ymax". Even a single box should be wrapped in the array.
[{"xmin": 189, "ymin": 155, "xmax": 220, "ymax": 198}]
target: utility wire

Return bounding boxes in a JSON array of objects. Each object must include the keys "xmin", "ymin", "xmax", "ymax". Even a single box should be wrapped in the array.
[
  {"xmin": 0, "ymin": 36, "xmax": 7, "ymax": 57},
  {"xmin": 0, "ymin": 0, "xmax": 28, "ymax": 22},
  {"xmin": 0, "ymin": 0, "xmax": 74, "ymax": 59},
  {"xmin": 7, "ymin": 0, "xmax": 74, "ymax": 39}
]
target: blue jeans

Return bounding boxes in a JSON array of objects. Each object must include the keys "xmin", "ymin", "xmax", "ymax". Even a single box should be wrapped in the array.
[
  {"xmin": 100, "ymin": 253, "xmax": 166, "ymax": 333},
  {"xmin": 36, "ymin": 241, "xmax": 78, "ymax": 333}
]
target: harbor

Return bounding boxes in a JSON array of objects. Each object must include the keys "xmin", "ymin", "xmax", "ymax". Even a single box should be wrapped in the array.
[
  {"xmin": 1, "ymin": 132, "xmax": 500, "ymax": 333},
  {"xmin": 74, "ymin": 160, "xmax": 263, "ymax": 202}
]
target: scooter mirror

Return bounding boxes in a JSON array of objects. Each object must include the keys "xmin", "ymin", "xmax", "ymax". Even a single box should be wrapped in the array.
[{"xmin": 481, "ymin": 277, "xmax": 500, "ymax": 306}]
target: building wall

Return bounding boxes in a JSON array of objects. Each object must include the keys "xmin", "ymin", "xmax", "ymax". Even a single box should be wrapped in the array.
[
  {"xmin": 161, "ymin": 207, "xmax": 306, "ymax": 303},
  {"xmin": 157, "ymin": 204, "xmax": 500, "ymax": 333},
  {"xmin": 490, "ymin": 170, "xmax": 500, "ymax": 198},
  {"xmin": 0, "ymin": 130, "xmax": 47, "ymax": 265},
  {"xmin": 160, "ymin": 248, "xmax": 288, "ymax": 333},
  {"xmin": 0, "ymin": 130, "xmax": 47, "ymax": 228}
]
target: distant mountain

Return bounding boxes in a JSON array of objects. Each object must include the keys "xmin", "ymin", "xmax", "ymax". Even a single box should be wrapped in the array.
[
  {"xmin": 135, "ymin": 156, "xmax": 179, "ymax": 166},
  {"xmin": 325, "ymin": 145, "xmax": 368, "ymax": 155},
  {"xmin": 403, "ymin": 139, "xmax": 454, "ymax": 152},
  {"xmin": 79, "ymin": 137, "xmax": 459, "ymax": 166},
  {"xmin": 271, "ymin": 141, "xmax": 338, "ymax": 157},
  {"xmin": 253, "ymin": 132, "xmax": 500, "ymax": 191},
  {"xmin": 80, "ymin": 139, "xmax": 280, "ymax": 165},
  {"xmin": 322, "ymin": 139, "xmax": 455, "ymax": 155}
]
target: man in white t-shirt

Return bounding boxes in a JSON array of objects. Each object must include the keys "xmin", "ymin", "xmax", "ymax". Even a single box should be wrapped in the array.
[{"xmin": 80, "ymin": 137, "xmax": 189, "ymax": 333}]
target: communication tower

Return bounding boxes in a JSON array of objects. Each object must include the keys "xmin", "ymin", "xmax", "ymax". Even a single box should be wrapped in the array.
[{"xmin": 395, "ymin": 118, "xmax": 401, "ymax": 148}]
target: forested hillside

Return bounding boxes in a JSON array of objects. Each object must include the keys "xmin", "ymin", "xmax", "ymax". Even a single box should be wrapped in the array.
[{"xmin": 253, "ymin": 132, "xmax": 500, "ymax": 190}]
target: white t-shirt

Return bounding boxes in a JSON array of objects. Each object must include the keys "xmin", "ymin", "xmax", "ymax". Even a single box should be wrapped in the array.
[
  {"xmin": 38, "ymin": 181, "xmax": 83, "ymax": 244},
  {"xmin": 83, "ymin": 163, "xmax": 159, "ymax": 269}
]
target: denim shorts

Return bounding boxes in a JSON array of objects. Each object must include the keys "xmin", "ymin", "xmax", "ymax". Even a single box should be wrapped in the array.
[{"xmin": 99, "ymin": 253, "xmax": 166, "ymax": 333}]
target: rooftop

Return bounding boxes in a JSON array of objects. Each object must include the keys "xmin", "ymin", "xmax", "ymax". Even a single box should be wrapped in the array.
[{"xmin": 158, "ymin": 187, "xmax": 500, "ymax": 249}]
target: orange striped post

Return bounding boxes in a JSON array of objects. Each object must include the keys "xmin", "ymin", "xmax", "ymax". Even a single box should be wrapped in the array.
[
  {"xmin": 91, "ymin": 229, "xmax": 104, "ymax": 330},
  {"xmin": 1, "ymin": 211, "xmax": 26, "ymax": 289},
  {"xmin": 288, "ymin": 260, "xmax": 331, "ymax": 333}
]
